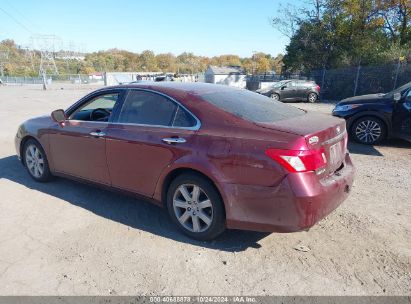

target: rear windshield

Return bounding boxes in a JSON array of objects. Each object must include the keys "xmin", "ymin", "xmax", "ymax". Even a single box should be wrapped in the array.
[{"xmin": 200, "ymin": 88, "xmax": 305, "ymax": 123}]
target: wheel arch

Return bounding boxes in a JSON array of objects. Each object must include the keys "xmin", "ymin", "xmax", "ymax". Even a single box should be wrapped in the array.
[
  {"xmin": 348, "ymin": 111, "xmax": 391, "ymax": 136},
  {"xmin": 271, "ymin": 92, "xmax": 280, "ymax": 99},
  {"xmin": 19, "ymin": 135, "xmax": 41, "ymax": 165},
  {"xmin": 307, "ymin": 91, "xmax": 318, "ymax": 102},
  {"xmin": 157, "ymin": 167, "xmax": 227, "ymax": 216}
]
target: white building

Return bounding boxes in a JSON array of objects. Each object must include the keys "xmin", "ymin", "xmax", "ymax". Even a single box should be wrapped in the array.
[{"xmin": 204, "ymin": 66, "xmax": 246, "ymax": 88}]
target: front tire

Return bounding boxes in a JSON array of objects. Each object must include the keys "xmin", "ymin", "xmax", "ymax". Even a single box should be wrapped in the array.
[
  {"xmin": 350, "ymin": 116, "xmax": 387, "ymax": 145},
  {"xmin": 23, "ymin": 139, "xmax": 52, "ymax": 182},
  {"xmin": 166, "ymin": 173, "xmax": 226, "ymax": 241},
  {"xmin": 270, "ymin": 93, "xmax": 280, "ymax": 101}
]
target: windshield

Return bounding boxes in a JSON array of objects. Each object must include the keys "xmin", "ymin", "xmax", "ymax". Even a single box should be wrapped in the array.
[
  {"xmin": 200, "ymin": 88, "xmax": 305, "ymax": 123},
  {"xmin": 385, "ymin": 81, "xmax": 411, "ymax": 97},
  {"xmin": 272, "ymin": 80, "xmax": 289, "ymax": 88}
]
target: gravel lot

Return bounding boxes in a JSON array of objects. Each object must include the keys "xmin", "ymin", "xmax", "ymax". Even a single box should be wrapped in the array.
[{"xmin": 0, "ymin": 85, "xmax": 410, "ymax": 296}]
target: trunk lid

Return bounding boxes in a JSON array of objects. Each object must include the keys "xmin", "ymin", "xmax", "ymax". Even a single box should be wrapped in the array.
[{"xmin": 258, "ymin": 112, "xmax": 347, "ymax": 175}]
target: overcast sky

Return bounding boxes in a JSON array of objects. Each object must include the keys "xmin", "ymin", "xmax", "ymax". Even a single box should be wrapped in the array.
[{"xmin": 0, "ymin": 0, "xmax": 293, "ymax": 57}]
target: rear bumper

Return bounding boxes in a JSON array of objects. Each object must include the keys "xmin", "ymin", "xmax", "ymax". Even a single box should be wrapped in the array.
[{"xmin": 223, "ymin": 153, "xmax": 355, "ymax": 232}]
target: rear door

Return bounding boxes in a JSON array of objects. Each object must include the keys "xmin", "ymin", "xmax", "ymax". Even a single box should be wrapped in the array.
[
  {"xmin": 295, "ymin": 81, "xmax": 308, "ymax": 100},
  {"xmin": 106, "ymin": 89, "xmax": 199, "ymax": 197}
]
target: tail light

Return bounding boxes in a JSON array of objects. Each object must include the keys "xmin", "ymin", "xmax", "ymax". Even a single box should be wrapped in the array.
[
  {"xmin": 265, "ymin": 148, "xmax": 327, "ymax": 173},
  {"xmin": 315, "ymin": 85, "xmax": 320, "ymax": 92}
]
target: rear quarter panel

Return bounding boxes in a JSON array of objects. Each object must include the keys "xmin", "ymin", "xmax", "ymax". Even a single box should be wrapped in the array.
[{"xmin": 153, "ymin": 123, "xmax": 303, "ymax": 202}]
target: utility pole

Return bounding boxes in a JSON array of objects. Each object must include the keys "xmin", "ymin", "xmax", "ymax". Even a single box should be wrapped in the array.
[
  {"xmin": 353, "ymin": 64, "xmax": 361, "ymax": 96},
  {"xmin": 40, "ymin": 67, "xmax": 47, "ymax": 90},
  {"xmin": 0, "ymin": 48, "xmax": 9, "ymax": 77},
  {"xmin": 393, "ymin": 59, "xmax": 401, "ymax": 90}
]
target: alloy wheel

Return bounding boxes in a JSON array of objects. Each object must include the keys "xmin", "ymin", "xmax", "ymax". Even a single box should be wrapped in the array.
[
  {"xmin": 25, "ymin": 144, "xmax": 45, "ymax": 178},
  {"xmin": 308, "ymin": 93, "xmax": 317, "ymax": 102},
  {"xmin": 172, "ymin": 184, "xmax": 213, "ymax": 233},
  {"xmin": 355, "ymin": 119, "xmax": 382, "ymax": 143},
  {"xmin": 271, "ymin": 94, "xmax": 279, "ymax": 101}
]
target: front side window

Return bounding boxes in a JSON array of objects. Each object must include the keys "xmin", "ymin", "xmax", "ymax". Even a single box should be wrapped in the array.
[
  {"xmin": 117, "ymin": 90, "xmax": 196, "ymax": 128},
  {"xmin": 70, "ymin": 93, "xmax": 119, "ymax": 121},
  {"xmin": 272, "ymin": 80, "xmax": 289, "ymax": 88}
]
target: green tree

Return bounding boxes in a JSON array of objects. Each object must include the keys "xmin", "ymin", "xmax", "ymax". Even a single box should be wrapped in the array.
[
  {"xmin": 274, "ymin": 0, "xmax": 410, "ymax": 72},
  {"xmin": 156, "ymin": 53, "xmax": 177, "ymax": 72}
]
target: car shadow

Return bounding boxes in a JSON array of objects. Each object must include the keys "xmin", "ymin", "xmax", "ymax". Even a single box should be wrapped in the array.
[
  {"xmin": 348, "ymin": 138, "xmax": 411, "ymax": 156},
  {"xmin": 0, "ymin": 155, "xmax": 268, "ymax": 252},
  {"xmin": 348, "ymin": 142, "xmax": 384, "ymax": 156}
]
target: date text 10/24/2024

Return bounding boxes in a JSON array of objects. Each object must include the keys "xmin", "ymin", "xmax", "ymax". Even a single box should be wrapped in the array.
[{"xmin": 149, "ymin": 296, "xmax": 257, "ymax": 303}]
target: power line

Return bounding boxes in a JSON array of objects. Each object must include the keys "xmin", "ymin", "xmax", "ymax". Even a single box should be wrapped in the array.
[
  {"xmin": 0, "ymin": 6, "xmax": 33, "ymax": 34},
  {"xmin": 3, "ymin": 0, "xmax": 42, "ymax": 32}
]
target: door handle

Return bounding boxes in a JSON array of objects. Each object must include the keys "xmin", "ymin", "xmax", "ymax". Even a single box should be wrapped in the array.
[
  {"xmin": 89, "ymin": 131, "xmax": 106, "ymax": 137},
  {"xmin": 162, "ymin": 137, "xmax": 186, "ymax": 144}
]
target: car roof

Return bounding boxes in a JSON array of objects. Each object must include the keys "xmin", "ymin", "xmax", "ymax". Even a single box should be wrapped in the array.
[{"xmin": 107, "ymin": 82, "xmax": 244, "ymax": 95}]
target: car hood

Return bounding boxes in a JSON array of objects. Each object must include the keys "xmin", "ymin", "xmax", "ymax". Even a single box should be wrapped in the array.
[
  {"xmin": 26, "ymin": 115, "xmax": 52, "ymax": 123},
  {"xmin": 256, "ymin": 88, "xmax": 272, "ymax": 93},
  {"xmin": 339, "ymin": 93, "xmax": 389, "ymax": 105}
]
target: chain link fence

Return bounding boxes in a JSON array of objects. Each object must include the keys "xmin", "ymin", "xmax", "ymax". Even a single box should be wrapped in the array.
[
  {"xmin": 246, "ymin": 62, "xmax": 410, "ymax": 101},
  {"xmin": 309, "ymin": 62, "xmax": 411, "ymax": 101},
  {"xmin": 0, "ymin": 74, "xmax": 104, "ymax": 85}
]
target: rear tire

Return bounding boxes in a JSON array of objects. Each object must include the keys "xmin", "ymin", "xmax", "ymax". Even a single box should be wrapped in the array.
[
  {"xmin": 23, "ymin": 139, "xmax": 52, "ymax": 182},
  {"xmin": 307, "ymin": 92, "xmax": 318, "ymax": 103},
  {"xmin": 166, "ymin": 173, "xmax": 226, "ymax": 241},
  {"xmin": 350, "ymin": 116, "xmax": 387, "ymax": 145}
]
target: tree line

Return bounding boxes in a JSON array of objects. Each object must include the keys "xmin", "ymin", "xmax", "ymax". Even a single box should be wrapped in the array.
[
  {"xmin": 272, "ymin": 0, "xmax": 410, "ymax": 72},
  {"xmin": 0, "ymin": 39, "xmax": 283, "ymax": 76}
]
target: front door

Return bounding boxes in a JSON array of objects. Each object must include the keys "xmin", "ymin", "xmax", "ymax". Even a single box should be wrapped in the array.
[
  {"xmin": 280, "ymin": 81, "xmax": 297, "ymax": 101},
  {"xmin": 48, "ymin": 91, "xmax": 122, "ymax": 184},
  {"xmin": 392, "ymin": 88, "xmax": 411, "ymax": 139},
  {"xmin": 106, "ymin": 89, "xmax": 199, "ymax": 197}
]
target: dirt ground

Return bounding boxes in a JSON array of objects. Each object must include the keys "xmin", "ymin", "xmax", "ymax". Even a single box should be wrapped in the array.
[{"xmin": 0, "ymin": 84, "xmax": 410, "ymax": 296}]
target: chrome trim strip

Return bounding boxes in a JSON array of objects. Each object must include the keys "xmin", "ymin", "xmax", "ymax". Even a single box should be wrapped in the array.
[
  {"xmin": 109, "ymin": 121, "xmax": 200, "ymax": 131},
  {"xmin": 65, "ymin": 87, "xmax": 201, "ymax": 131},
  {"xmin": 322, "ymin": 130, "xmax": 347, "ymax": 146}
]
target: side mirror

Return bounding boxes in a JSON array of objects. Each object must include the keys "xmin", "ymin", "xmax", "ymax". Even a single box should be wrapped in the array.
[
  {"xmin": 393, "ymin": 92, "xmax": 401, "ymax": 101},
  {"xmin": 51, "ymin": 109, "xmax": 66, "ymax": 123},
  {"xmin": 280, "ymin": 86, "xmax": 286, "ymax": 90}
]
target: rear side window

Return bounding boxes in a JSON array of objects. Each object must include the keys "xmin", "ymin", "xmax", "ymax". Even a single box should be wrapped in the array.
[
  {"xmin": 200, "ymin": 88, "xmax": 305, "ymax": 123},
  {"xmin": 118, "ymin": 90, "xmax": 177, "ymax": 126},
  {"xmin": 118, "ymin": 90, "xmax": 197, "ymax": 128},
  {"xmin": 172, "ymin": 106, "xmax": 197, "ymax": 127}
]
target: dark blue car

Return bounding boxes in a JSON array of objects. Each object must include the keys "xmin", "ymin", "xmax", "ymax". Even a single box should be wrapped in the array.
[{"xmin": 332, "ymin": 82, "xmax": 411, "ymax": 145}]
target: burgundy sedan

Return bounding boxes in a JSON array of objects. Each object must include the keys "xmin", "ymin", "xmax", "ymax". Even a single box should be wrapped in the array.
[{"xmin": 15, "ymin": 83, "xmax": 355, "ymax": 240}]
